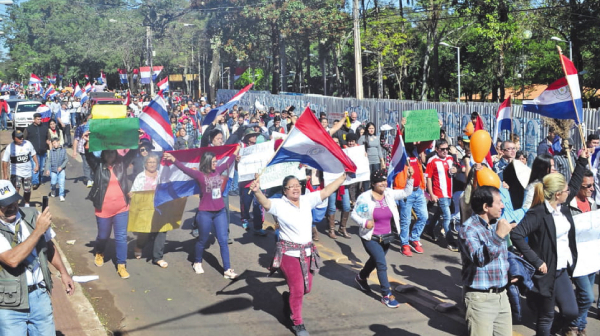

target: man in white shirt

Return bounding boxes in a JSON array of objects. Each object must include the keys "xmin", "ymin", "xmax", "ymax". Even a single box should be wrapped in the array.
[
  {"xmin": 0, "ymin": 180, "xmax": 74, "ymax": 335},
  {"xmin": 1, "ymin": 131, "xmax": 38, "ymax": 207}
]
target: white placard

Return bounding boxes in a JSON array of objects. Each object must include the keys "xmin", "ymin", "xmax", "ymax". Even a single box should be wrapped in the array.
[
  {"xmin": 238, "ymin": 141, "xmax": 274, "ymax": 182},
  {"xmin": 572, "ymin": 209, "xmax": 600, "ymax": 277},
  {"xmin": 260, "ymin": 162, "xmax": 307, "ymax": 190},
  {"xmin": 323, "ymin": 146, "xmax": 370, "ymax": 186}
]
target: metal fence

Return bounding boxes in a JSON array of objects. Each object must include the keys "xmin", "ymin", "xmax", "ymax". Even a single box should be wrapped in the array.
[{"xmin": 217, "ymin": 90, "xmax": 600, "ymax": 161}]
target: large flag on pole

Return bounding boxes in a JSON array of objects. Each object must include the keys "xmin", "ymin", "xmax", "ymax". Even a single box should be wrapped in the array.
[
  {"xmin": 73, "ymin": 83, "xmax": 82, "ymax": 98},
  {"xmin": 138, "ymin": 95, "xmax": 174, "ymax": 151},
  {"xmin": 492, "ymin": 97, "xmax": 512, "ymax": 150},
  {"xmin": 387, "ymin": 125, "xmax": 408, "ymax": 187},
  {"xmin": 267, "ymin": 106, "xmax": 357, "ymax": 173},
  {"xmin": 524, "ymin": 55, "xmax": 583, "ymax": 124},
  {"xmin": 118, "ymin": 69, "xmax": 128, "ymax": 84},
  {"xmin": 29, "ymin": 74, "xmax": 42, "ymax": 85},
  {"xmin": 155, "ymin": 145, "xmax": 238, "ymax": 207},
  {"xmin": 202, "ymin": 83, "xmax": 253, "ymax": 126},
  {"xmin": 152, "ymin": 66, "xmax": 163, "ymax": 81},
  {"xmin": 157, "ymin": 77, "xmax": 169, "ymax": 92},
  {"xmin": 84, "ymin": 82, "xmax": 93, "ymax": 93}
]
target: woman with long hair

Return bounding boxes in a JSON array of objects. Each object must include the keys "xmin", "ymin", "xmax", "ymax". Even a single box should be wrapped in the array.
[
  {"xmin": 510, "ymin": 149, "xmax": 588, "ymax": 335},
  {"xmin": 163, "ymin": 146, "xmax": 240, "ymax": 278},
  {"xmin": 522, "ymin": 153, "xmax": 556, "ymax": 209},
  {"xmin": 358, "ymin": 122, "xmax": 385, "ymax": 190},
  {"xmin": 83, "ymin": 131, "xmax": 138, "ymax": 279}
]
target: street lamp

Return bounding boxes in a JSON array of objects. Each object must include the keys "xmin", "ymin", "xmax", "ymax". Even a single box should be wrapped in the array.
[
  {"xmin": 440, "ymin": 42, "xmax": 461, "ymax": 103},
  {"xmin": 551, "ymin": 36, "xmax": 572, "ymax": 60},
  {"xmin": 0, "ymin": 1, "xmax": 14, "ymax": 5}
]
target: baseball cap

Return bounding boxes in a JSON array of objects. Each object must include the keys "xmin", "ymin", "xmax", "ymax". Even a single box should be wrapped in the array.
[
  {"xmin": 0, "ymin": 180, "xmax": 22, "ymax": 207},
  {"xmin": 12, "ymin": 130, "xmax": 24, "ymax": 139}
]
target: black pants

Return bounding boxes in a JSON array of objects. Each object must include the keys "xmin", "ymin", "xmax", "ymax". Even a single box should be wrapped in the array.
[
  {"xmin": 530, "ymin": 269, "xmax": 578, "ymax": 335},
  {"xmin": 63, "ymin": 124, "xmax": 72, "ymax": 147},
  {"xmin": 136, "ymin": 232, "xmax": 167, "ymax": 263}
]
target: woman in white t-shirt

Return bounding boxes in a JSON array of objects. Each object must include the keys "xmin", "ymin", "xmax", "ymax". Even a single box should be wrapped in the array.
[{"xmin": 250, "ymin": 173, "xmax": 346, "ymax": 336}]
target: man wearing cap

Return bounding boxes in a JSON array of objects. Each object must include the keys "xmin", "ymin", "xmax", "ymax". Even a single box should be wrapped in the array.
[
  {"xmin": 23, "ymin": 113, "xmax": 50, "ymax": 190},
  {"xmin": 2, "ymin": 131, "xmax": 38, "ymax": 207},
  {"xmin": 0, "ymin": 180, "xmax": 75, "ymax": 334}
]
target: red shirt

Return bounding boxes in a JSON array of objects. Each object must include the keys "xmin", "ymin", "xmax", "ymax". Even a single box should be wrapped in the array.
[
  {"xmin": 408, "ymin": 157, "xmax": 423, "ymax": 188},
  {"xmin": 425, "ymin": 156, "xmax": 453, "ymax": 199},
  {"xmin": 576, "ymin": 198, "xmax": 591, "ymax": 213}
]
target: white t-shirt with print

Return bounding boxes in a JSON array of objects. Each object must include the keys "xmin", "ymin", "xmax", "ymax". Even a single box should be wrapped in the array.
[{"xmin": 1, "ymin": 141, "xmax": 37, "ymax": 177}]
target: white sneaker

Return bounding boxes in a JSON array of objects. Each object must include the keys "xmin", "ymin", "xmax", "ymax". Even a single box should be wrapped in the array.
[
  {"xmin": 192, "ymin": 262, "xmax": 204, "ymax": 274},
  {"xmin": 87, "ymin": 181, "xmax": 94, "ymax": 188},
  {"xmin": 49, "ymin": 191, "xmax": 56, "ymax": 198},
  {"xmin": 24, "ymin": 203, "xmax": 30, "ymax": 207},
  {"xmin": 59, "ymin": 196, "xmax": 65, "ymax": 202},
  {"xmin": 224, "ymin": 269, "xmax": 238, "ymax": 280}
]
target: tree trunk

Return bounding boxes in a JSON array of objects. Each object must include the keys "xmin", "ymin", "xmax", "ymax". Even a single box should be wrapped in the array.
[
  {"xmin": 432, "ymin": 42, "xmax": 440, "ymax": 101},
  {"xmin": 304, "ymin": 34, "xmax": 311, "ymax": 93},
  {"xmin": 208, "ymin": 38, "xmax": 221, "ymax": 103},
  {"xmin": 497, "ymin": 46, "xmax": 505, "ymax": 102},
  {"xmin": 270, "ymin": 22, "xmax": 281, "ymax": 94}
]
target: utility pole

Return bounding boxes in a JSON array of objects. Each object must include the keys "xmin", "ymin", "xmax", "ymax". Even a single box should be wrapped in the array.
[
  {"xmin": 146, "ymin": 26, "xmax": 155, "ymax": 96},
  {"xmin": 353, "ymin": 0, "xmax": 364, "ymax": 99},
  {"xmin": 377, "ymin": 55, "xmax": 383, "ymax": 99},
  {"xmin": 198, "ymin": 46, "xmax": 201, "ymax": 99}
]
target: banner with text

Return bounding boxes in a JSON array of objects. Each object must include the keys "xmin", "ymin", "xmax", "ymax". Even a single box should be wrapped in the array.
[
  {"xmin": 572, "ymin": 210, "xmax": 600, "ymax": 277},
  {"xmin": 403, "ymin": 109, "xmax": 440, "ymax": 143},
  {"xmin": 238, "ymin": 141, "xmax": 274, "ymax": 182},
  {"xmin": 260, "ymin": 162, "xmax": 307, "ymax": 190},
  {"xmin": 323, "ymin": 146, "xmax": 370, "ymax": 186}
]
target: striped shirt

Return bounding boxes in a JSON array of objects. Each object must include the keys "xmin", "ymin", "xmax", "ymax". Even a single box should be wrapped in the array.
[
  {"xmin": 425, "ymin": 156, "xmax": 453, "ymax": 198},
  {"xmin": 458, "ymin": 214, "xmax": 509, "ymax": 290}
]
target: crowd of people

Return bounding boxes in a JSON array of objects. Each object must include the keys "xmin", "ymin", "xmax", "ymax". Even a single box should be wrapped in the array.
[{"xmin": 1, "ymin": 86, "xmax": 600, "ymax": 336}]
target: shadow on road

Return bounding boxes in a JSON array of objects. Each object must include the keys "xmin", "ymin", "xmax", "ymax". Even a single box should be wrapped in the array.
[{"xmin": 369, "ymin": 323, "xmax": 420, "ymax": 336}]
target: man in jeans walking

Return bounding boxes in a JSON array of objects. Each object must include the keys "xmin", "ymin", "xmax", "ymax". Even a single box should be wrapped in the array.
[
  {"xmin": 23, "ymin": 113, "xmax": 49, "ymax": 190},
  {"xmin": 395, "ymin": 143, "xmax": 428, "ymax": 256},
  {"xmin": 424, "ymin": 139, "xmax": 458, "ymax": 251}
]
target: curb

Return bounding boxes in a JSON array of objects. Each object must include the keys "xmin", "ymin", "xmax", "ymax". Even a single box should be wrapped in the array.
[{"xmin": 54, "ymin": 239, "xmax": 107, "ymax": 336}]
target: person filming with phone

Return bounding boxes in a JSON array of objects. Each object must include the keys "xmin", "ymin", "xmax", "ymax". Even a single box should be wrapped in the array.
[{"xmin": 0, "ymin": 180, "xmax": 74, "ymax": 335}]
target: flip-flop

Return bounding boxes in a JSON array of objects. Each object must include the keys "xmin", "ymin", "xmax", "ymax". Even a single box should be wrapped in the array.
[{"xmin": 156, "ymin": 260, "xmax": 168, "ymax": 268}]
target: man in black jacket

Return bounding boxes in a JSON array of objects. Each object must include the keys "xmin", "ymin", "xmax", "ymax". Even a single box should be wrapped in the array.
[{"xmin": 23, "ymin": 113, "xmax": 50, "ymax": 189}]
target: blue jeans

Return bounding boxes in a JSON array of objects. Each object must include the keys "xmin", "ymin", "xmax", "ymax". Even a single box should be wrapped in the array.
[
  {"xmin": 359, "ymin": 238, "xmax": 391, "ymax": 296},
  {"xmin": 0, "ymin": 288, "xmax": 55, "ymax": 336},
  {"xmin": 70, "ymin": 113, "xmax": 77, "ymax": 127},
  {"xmin": 240, "ymin": 185, "xmax": 264, "ymax": 231},
  {"xmin": 397, "ymin": 188, "xmax": 428, "ymax": 246},
  {"xmin": 50, "ymin": 170, "xmax": 65, "ymax": 197},
  {"xmin": 31, "ymin": 153, "xmax": 47, "ymax": 186},
  {"xmin": 196, "ymin": 208, "xmax": 230, "ymax": 269},
  {"xmin": 571, "ymin": 273, "xmax": 596, "ymax": 330},
  {"xmin": 327, "ymin": 189, "xmax": 351, "ymax": 214},
  {"xmin": 95, "ymin": 211, "xmax": 129, "ymax": 265},
  {"xmin": 426, "ymin": 197, "xmax": 453, "ymax": 243},
  {"xmin": 0, "ymin": 112, "xmax": 7, "ymax": 130}
]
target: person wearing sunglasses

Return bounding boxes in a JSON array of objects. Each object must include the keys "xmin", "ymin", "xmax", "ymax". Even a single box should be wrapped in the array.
[
  {"xmin": 564, "ymin": 169, "xmax": 596, "ymax": 335},
  {"xmin": 131, "ymin": 139, "xmax": 154, "ymax": 179},
  {"xmin": 424, "ymin": 139, "xmax": 459, "ymax": 251},
  {"xmin": 493, "ymin": 141, "xmax": 516, "ymax": 181},
  {"xmin": 510, "ymin": 148, "xmax": 589, "ymax": 336}
]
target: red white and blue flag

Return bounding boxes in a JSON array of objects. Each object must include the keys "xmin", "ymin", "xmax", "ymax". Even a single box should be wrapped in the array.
[
  {"xmin": 84, "ymin": 74, "xmax": 89, "ymax": 80},
  {"xmin": 123, "ymin": 90, "xmax": 131, "ymax": 106},
  {"xmin": 80, "ymin": 91, "xmax": 89, "ymax": 104},
  {"xmin": 73, "ymin": 83, "xmax": 82, "ymax": 98},
  {"xmin": 387, "ymin": 125, "xmax": 408, "ymax": 187},
  {"xmin": 267, "ymin": 106, "xmax": 357, "ymax": 173},
  {"xmin": 43, "ymin": 85, "xmax": 57, "ymax": 100},
  {"xmin": 154, "ymin": 145, "xmax": 238, "ymax": 207},
  {"xmin": 29, "ymin": 73, "xmax": 42, "ymax": 85},
  {"xmin": 100, "ymin": 71, "xmax": 106, "ymax": 84},
  {"xmin": 492, "ymin": 97, "xmax": 512, "ymax": 153},
  {"xmin": 157, "ymin": 77, "xmax": 169, "ymax": 92},
  {"xmin": 523, "ymin": 55, "xmax": 583, "ymax": 124},
  {"xmin": 202, "ymin": 83, "xmax": 253, "ymax": 126},
  {"xmin": 46, "ymin": 74, "xmax": 56, "ymax": 84},
  {"xmin": 84, "ymin": 82, "xmax": 93, "ymax": 93},
  {"xmin": 0, "ymin": 84, "xmax": 8, "ymax": 91},
  {"xmin": 118, "ymin": 69, "xmax": 128, "ymax": 84},
  {"xmin": 36, "ymin": 104, "xmax": 52, "ymax": 122},
  {"xmin": 152, "ymin": 66, "xmax": 163, "ymax": 81},
  {"xmin": 139, "ymin": 95, "xmax": 174, "ymax": 151}
]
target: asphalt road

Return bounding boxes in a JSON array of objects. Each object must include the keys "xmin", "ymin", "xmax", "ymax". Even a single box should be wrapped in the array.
[{"xmin": 6, "ymin": 136, "xmax": 597, "ymax": 336}]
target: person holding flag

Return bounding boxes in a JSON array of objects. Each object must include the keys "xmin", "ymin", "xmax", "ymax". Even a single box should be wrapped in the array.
[{"xmin": 162, "ymin": 146, "xmax": 241, "ymax": 278}]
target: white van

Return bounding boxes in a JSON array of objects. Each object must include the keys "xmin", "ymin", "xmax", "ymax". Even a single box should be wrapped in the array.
[{"xmin": 13, "ymin": 101, "xmax": 42, "ymax": 130}]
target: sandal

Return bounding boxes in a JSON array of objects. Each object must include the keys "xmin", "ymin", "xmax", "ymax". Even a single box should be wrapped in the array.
[
  {"xmin": 156, "ymin": 260, "xmax": 168, "ymax": 268},
  {"xmin": 134, "ymin": 247, "xmax": 142, "ymax": 259}
]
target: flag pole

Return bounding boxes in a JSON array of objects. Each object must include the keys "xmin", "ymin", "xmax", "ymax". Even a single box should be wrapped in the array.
[{"xmin": 557, "ymin": 46, "xmax": 586, "ymax": 152}]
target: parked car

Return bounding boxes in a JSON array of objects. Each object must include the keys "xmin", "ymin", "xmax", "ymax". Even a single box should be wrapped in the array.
[
  {"xmin": 5, "ymin": 99, "xmax": 26, "ymax": 128},
  {"xmin": 13, "ymin": 101, "xmax": 42, "ymax": 130}
]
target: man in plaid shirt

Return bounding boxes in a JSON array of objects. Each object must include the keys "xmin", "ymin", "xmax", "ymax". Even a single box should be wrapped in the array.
[{"xmin": 458, "ymin": 186, "xmax": 517, "ymax": 336}]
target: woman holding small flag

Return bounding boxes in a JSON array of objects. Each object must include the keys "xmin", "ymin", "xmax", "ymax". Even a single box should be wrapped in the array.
[
  {"xmin": 163, "ymin": 145, "xmax": 240, "ymax": 279},
  {"xmin": 249, "ymin": 172, "xmax": 347, "ymax": 336}
]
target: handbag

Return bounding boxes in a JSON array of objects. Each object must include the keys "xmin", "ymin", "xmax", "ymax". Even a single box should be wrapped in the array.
[{"xmin": 371, "ymin": 233, "xmax": 395, "ymax": 244}]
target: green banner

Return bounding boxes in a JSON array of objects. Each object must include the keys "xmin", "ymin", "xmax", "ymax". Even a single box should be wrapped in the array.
[
  {"xmin": 89, "ymin": 118, "xmax": 140, "ymax": 152},
  {"xmin": 403, "ymin": 109, "xmax": 440, "ymax": 143}
]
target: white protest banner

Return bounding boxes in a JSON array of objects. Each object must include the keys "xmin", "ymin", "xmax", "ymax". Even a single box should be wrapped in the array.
[
  {"xmin": 238, "ymin": 141, "xmax": 274, "ymax": 182},
  {"xmin": 572, "ymin": 209, "xmax": 600, "ymax": 277},
  {"xmin": 260, "ymin": 162, "xmax": 307, "ymax": 190},
  {"xmin": 323, "ymin": 146, "xmax": 370, "ymax": 186},
  {"xmin": 271, "ymin": 131, "xmax": 287, "ymax": 140}
]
